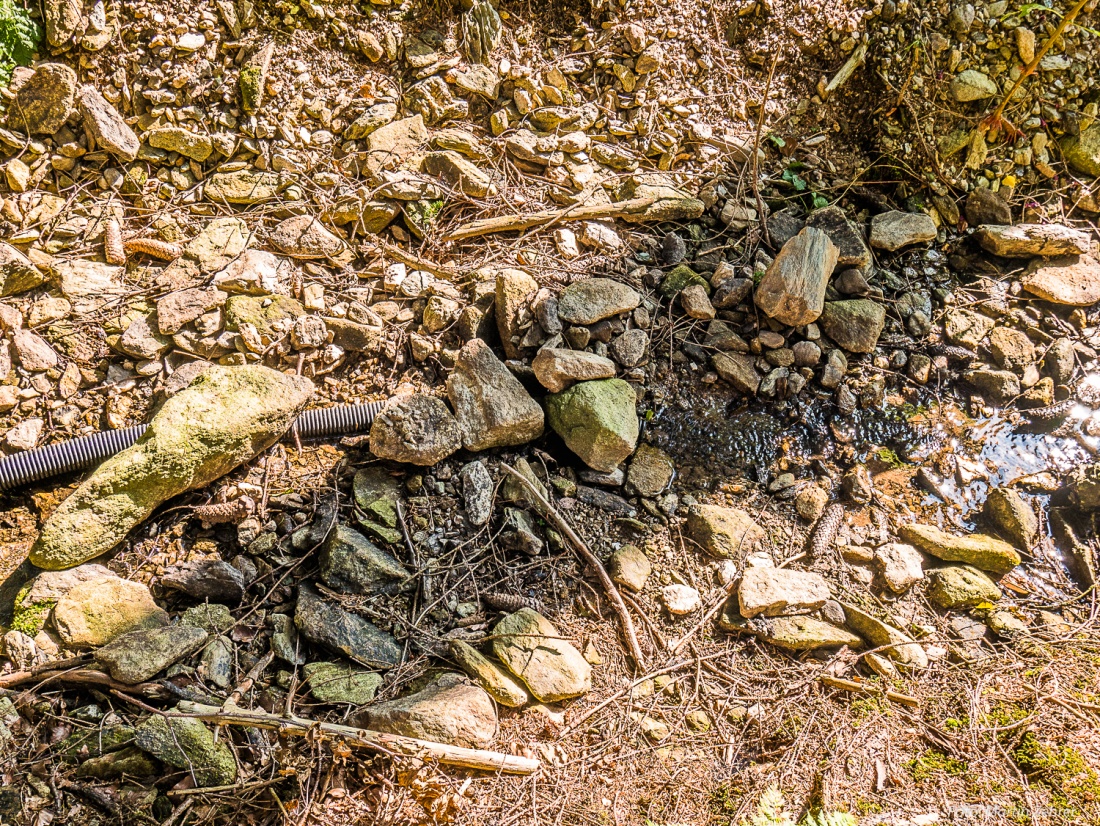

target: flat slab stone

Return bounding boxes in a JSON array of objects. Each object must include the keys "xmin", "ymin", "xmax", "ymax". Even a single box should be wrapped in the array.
[
  {"xmin": 557, "ymin": 277, "xmax": 642, "ymax": 325},
  {"xmin": 754, "ymin": 227, "xmax": 838, "ymax": 326},
  {"xmin": 975, "ymin": 224, "xmax": 1091, "ymax": 258},
  {"xmin": 737, "ymin": 567, "xmax": 830, "ymax": 618},
  {"xmin": 1020, "ymin": 255, "xmax": 1100, "ymax": 306},
  {"xmin": 899, "ymin": 523, "xmax": 1021, "ymax": 574},
  {"xmin": 94, "ymin": 625, "xmax": 209, "ymax": 684},
  {"xmin": 490, "ymin": 608, "xmax": 591, "ymax": 702},
  {"xmin": 684, "ymin": 504, "xmax": 765, "ymax": 558},
  {"xmin": 294, "ymin": 584, "xmax": 402, "ymax": 668}
]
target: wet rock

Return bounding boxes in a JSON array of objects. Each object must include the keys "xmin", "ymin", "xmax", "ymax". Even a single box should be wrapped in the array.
[
  {"xmin": 719, "ymin": 604, "xmax": 862, "ymax": 651},
  {"xmin": 146, "ymin": 126, "xmax": 214, "ymax": 162},
  {"xmin": 532, "ymin": 348, "xmax": 616, "ymax": 393},
  {"xmin": 609, "ymin": 544, "xmax": 651, "ymax": 591},
  {"xmin": 626, "ymin": 444, "xmax": 674, "ymax": 497},
  {"xmin": 205, "ymin": 169, "xmax": 282, "ymax": 204},
  {"xmin": 495, "ymin": 268, "xmax": 539, "ymax": 359},
  {"xmin": 819, "ymin": 299, "xmax": 886, "ymax": 353},
  {"xmin": 358, "ymin": 673, "xmax": 496, "ymax": 748},
  {"xmin": 927, "ymin": 565, "xmax": 1001, "ymax": 609},
  {"xmin": 490, "ymin": 608, "xmax": 591, "ymax": 702},
  {"xmin": 841, "ymin": 603, "xmax": 928, "ymax": 669},
  {"xmin": 31, "ymin": 366, "xmax": 313, "ymax": 570},
  {"xmin": 76, "ymin": 86, "xmax": 139, "ymax": 162},
  {"xmin": 975, "ymin": 224, "xmax": 1090, "ymax": 258},
  {"xmin": 874, "ymin": 542, "xmax": 924, "ymax": 593},
  {"xmin": 11, "ymin": 64, "xmax": 77, "ymax": 135},
  {"xmin": 738, "ymin": 567, "xmax": 830, "ymax": 618},
  {"xmin": 53, "ymin": 578, "xmax": 168, "ymax": 648},
  {"xmin": 161, "ymin": 559, "xmax": 246, "ymax": 603},
  {"xmin": 944, "ymin": 308, "xmax": 994, "ymax": 348},
  {"xmin": 805, "ymin": 206, "xmax": 871, "ymax": 268},
  {"xmin": 320, "ymin": 524, "xmax": 409, "ymax": 596},
  {"xmin": 988, "ymin": 327, "xmax": 1035, "ymax": 369},
  {"xmin": 135, "ymin": 716, "xmax": 236, "ymax": 787},
  {"xmin": 965, "ymin": 189, "xmax": 1012, "ymax": 225},
  {"xmin": 754, "ymin": 227, "xmax": 838, "ymax": 326},
  {"xmin": 449, "ymin": 641, "xmax": 529, "ymax": 707},
  {"xmin": 1020, "ymin": 255, "xmax": 1100, "ymax": 306},
  {"xmin": 546, "ymin": 378, "xmax": 639, "ymax": 472},
  {"xmin": 1062, "ymin": 124, "xmax": 1100, "ymax": 177},
  {"xmin": 899, "ymin": 523, "xmax": 1021, "ymax": 574},
  {"xmin": 963, "ymin": 368, "xmax": 1020, "ymax": 403},
  {"xmin": 557, "ymin": 278, "xmax": 642, "ymax": 325},
  {"xmin": 662, "ymin": 584, "xmax": 701, "ymax": 615},
  {"xmin": 712, "ymin": 351, "xmax": 760, "ymax": 395},
  {"xmin": 869, "ymin": 211, "xmax": 937, "ymax": 251},
  {"xmin": 369, "ymin": 393, "xmax": 462, "ymax": 466},
  {"xmin": 446, "ymin": 338, "xmax": 544, "ymax": 451},
  {"xmin": 685, "ymin": 504, "xmax": 764, "ymax": 558},
  {"xmin": 94, "ymin": 625, "xmax": 209, "ymax": 684},
  {"xmin": 304, "ymin": 661, "xmax": 383, "ymax": 704},
  {"xmin": 270, "ymin": 216, "xmax": 347, "ymax": 260},
  {"xmin": 985, "ymin": 488, "xmax": 1038, "ymax": 550},
  {"xmin": 294, "ymin": 584, "xmax": 402, "ymax": 668}
]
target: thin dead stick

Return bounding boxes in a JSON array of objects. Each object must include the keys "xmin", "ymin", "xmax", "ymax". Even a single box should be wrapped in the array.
[
  {"xmin": 819, "ymin": 675, "xmax": 919, "ymax": 708},
  {"xmin": 500, "ymin": 463, "xmax": 646, "ymax": 671},
  {"xmin": 986, "ymin": 0, "xmax": 1091, "ymax": 134},
  {"xmin": 0, "ymin": 654, "xmax": 91, "ymax": 686},
  {"xmin": 442, "ymin": 190, "xmax": 703, "ymax": 242},
  {"xmin": 226, "ymin": 651, "xmax": 274, "ymax": 709},
  {"xmin": 174, "ymin": 701, "xmax": 540, "ymax": 775},
  {"xmin": 368, "ymin": 239, "xmax": 463, "ymax": 281}
]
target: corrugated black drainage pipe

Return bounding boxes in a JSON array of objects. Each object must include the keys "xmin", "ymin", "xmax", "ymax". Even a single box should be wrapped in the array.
[{"xmin": 0, "ymin": 401, "xmax": 387, "ymax": 492}]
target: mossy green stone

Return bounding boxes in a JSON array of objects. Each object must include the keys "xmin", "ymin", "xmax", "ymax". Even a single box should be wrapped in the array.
[
  {"xmin": 1062, "ymin": 125, "xmax": 1100, "ymax": 178},
  {"xmin": 900, "ymin": 523, "xmax": 1021, "ymax": 574},
  {"xmin": 546, "ymin": 378, "xmax": 639, "ymax": 472},
  {"xmin": 304, "ymin": 661, "xmax": 383, "ymax": 704},
  {"xmin": 659, "ymin": 264, "xmax": 709, "ymax": 299},
  {"xmin": 135, "ymin": 716, "xmax": 237, "ymax": 787},
  {"xmin": 225, "ymin": 294, "xmax": 305, "ymax": 339},
  {"xmin": 30, "ymin": 366, "xmax": 313, "ymax": 570},
  {"xmin": 927, "ymin": 565, "xmax": 1001, "ymax": 609},
  {"xmin": 239, "ymin": 65, "xmax": 263, "ymax": 115}
]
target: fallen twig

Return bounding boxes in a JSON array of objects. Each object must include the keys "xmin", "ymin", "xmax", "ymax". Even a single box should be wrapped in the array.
[
  {"xmin": 175, "ymin": 701, "xmax": 540, "ymax": 775},
  {"xmin": 500, "ymin": 463, "xmax": 646, "ymax": 671},
  {"xmin": 0, "ymin": 667, "xmax": 169, "ymax": 698},
  {"xmin": 819, "ymin": 674, "xmax": 919, "ymax": 708}
]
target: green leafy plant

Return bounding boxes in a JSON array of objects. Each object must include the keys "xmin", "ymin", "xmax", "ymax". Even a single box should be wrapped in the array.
[
  {"xmin": 737, "ymin": 786, "xmax": 857, "ymax": 826},
  {"xmin": 0, "ymin": 0, "xmax": 39, "ymax": 86}
]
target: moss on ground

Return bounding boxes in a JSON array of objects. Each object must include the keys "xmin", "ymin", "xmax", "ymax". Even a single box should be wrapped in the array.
[{"xmin": 906, "ymin": 749, "xmax": 968, "ymax": 783}]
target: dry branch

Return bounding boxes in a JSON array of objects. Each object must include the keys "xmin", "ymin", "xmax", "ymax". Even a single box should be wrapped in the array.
[
  {"xmin": 819, "ymin": 675, "xmax": 919, "ymax": 707},
  {"xmin": 177, "ymin": 701, "xmax": 540, "ymax": 775},
  {"xmin": 500, "ymin": 463, "xmax": 646, "ymax": 671}
]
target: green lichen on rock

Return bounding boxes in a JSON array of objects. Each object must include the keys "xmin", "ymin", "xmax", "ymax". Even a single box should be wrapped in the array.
[
  {"xmin": 546, "ymin": 378, "xmax": 639, "ymax": 472},
  {"xmin": 10, "ymin": 584, "xmax": 53, "ymax": 636},
  {"xmin": 30, "ymin": 366, "xmax": 313, "ymax": 570},
  {"xmin": 238, "ymin": 65, "xmax": 263, "ymax": 115},
  {"xmin": 135, "ymin": 715, "xmax": 237, "ymax": 787}
]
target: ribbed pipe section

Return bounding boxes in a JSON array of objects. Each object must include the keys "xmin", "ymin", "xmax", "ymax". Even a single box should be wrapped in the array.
[{"xmin": 0, "ymin": 402, "xmax": 386, "ymax": 492}]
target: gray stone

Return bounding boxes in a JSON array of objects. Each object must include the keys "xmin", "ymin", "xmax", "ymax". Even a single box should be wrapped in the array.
[
  {"xmin": 965, "ymin": 188, "xmax": 1012, "ymax": 225},
  {"xmin": 200, "ymin": 636, "xmax": 234, "ymax": 689},
  {"xmin": 320, "ymin": 524, "xmax": 409, "ymax": 596},
  {"xmin": 460, "ymin": 461, "xmax": 494, "ymax": 526},
  {"xmin": 546, "ymin": 378, "xmax": 639, "ymax": 472},
  {"xmin": 446, "ymin": 338, "xmax": 544, "ymax": 451},
  {"xmin": 719, "ymin": 604, "xmax": 862, "ymax": 651},
  {"xmin": 495, "ymin": 268, "xmax": 539, "ymax": 359},
  {"xmin": 156, "ymin": 287, "xmax": 227, "ymax": 335},
  {"xmin": 180, "ymin": 604, "xmax": 235, "ymax": 634},
  {"xmin": 805, "ymin": 206, "xmax": 871, "ymax": 268},
  {"xmin": 294, "ymin": 584, "xmax": 402, "ymax": 668},
  {"xmin": 370, "ymin": 393, "xmax": 462, "ymax": 466},
  {"xmin": 927, "ymin": 565, "xmax": 1001, "ymax": 609},
  {"xmin": 874, "ymin": 542, "xmax": 925, "ymax": 593},
  {"xmin": 118, "ymin": 313, "xmax": 171, "ymax": 360},
  {"xmin": 135, "ymin": 716, "xmax": 237, "ymax": 787},
  {"xmin": 490, "ymin": 608, "xmax": 591, "ymax": 702},
  {"xmin": 557, "ymin": 278, "xmax": 642, "ymax": 325},
  {"xmin": 869, "ymin": 211, "xmax": 937, "ymax": 251},
  {"xmin": 532, "ymin": 348, "xmax": 616, "ymax": 393},
  {"xmin": 270, "ymin": 215, "xmax": 347, "ymax": 260},
  {"xmin": 608, "ymin": 329, "xmax": 649, "ymax": 367},
  {"xmin": 945, "ymin": 308, "xmax": 995, "ymax": 348},
  {"xmin": 304, "ymin": 661, "xmax": 383, "ymax": 704},
  {"xmin": 684, "ymin": 504, "xmax": 765, "ymax": 558},
  {"xmin": 754, "ymin": 227, "xmax": 838, "ymax": 326},
  {"xmin": 712, "ymin": 351, "xmax": 760, "ymax": 395},
  {"xmin": 899, "ymin": 523, "xmax": 1021, "ymax": 574},
  {"xmin": 357, "ymin": 673, "xmax": 496, "ymax": 748},
  {"xmin": 963, "ymin": 368, "xmax": 1020, "ymax": 403},
  {"xmin": 31, "ymin": 366, "xmax": 313, "ymax": 570},
  {"xmin": 94, "ymin": 625, "xmax": 209, "ymax": 684},
  {"xmin": 737, "ymin": 567, "xmax": 830, "ymax": 618},
  {"xmin": 344, "ymin": 101, "xmax": 398, "ymax": 140},
  {"xmin": 819, "ymin": 299, "xmax": 886, "ymax": 353},
  {"xmin": 609, "ymin": 544, "xmax": 651, "ymax": 591},
  {"xmin": 12, "ymin": 329, "xmax": 58, "ymax": 371},
  {"xmin": 975, "ymin": 224, "xmax": 1090, "ymax": 258},
  {"xmin": 76, "ymin": 86, "xmax": 139, "ymax": 162},
  {"xmin": 52, "ymin": 578, "xmax": 168, "ymax": 648},
  {"xmin": 422, "ymin": 150, "xmax": 497, "ymax": 197},
  {"xmin": 841, "ymin": 603, "xmax": 928, "ymax": 669},
  {"xmin": 949, "ymin": 69, "xmax": 998, "ymax": 101},
  {"xmin": 11, "ymin": 63, "xmax": 77, "ymax": 135},
  {"xmin": 22, "ymin": 564, "xmax": 116, "ymax": 605},
  {"xmin": 626, "ymin": 443, "xmax": 674, "ymax": 497}
]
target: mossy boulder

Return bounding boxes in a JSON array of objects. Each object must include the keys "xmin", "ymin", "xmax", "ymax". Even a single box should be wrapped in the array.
[
  {"xmin": 546, "ymin": 378, "xmax": 639, "ymax": 472},
  {"xmin": 239, "ymin": 65, "xmax": 264, "ymax": 115},
  {"xmin": 899, "ymin": 523, "xmax": 1021, "ymax": 574},
  {"xmin": 927, "ymin": 565, "xmax": 1001, "ymax": 609},
  {"xmin": 135, "ymin": 715, "xmax": 237, "ymax": 787},
  {"xmin": 30, "ymin": 366, "xmax": 313, "ymax": 570}
]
